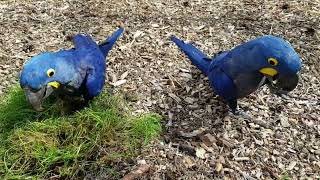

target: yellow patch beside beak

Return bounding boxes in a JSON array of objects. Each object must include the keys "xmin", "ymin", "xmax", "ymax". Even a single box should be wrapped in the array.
[
  {"xmin": 48, "ymin": 81, "xmax": 60, "ymax": 88},
  {"xmin": 259, "ymin": 68, "xmax": 278, "ymax": 76}
]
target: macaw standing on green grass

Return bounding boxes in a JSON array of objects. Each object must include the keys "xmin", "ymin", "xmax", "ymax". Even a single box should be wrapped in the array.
[
  {"xmin": 171, "ymin": 35, "xmax": 301, "ymax": 114},
  {"xmin": 20, "ymin": 28, "xmax": 124, "ymax": 111}
]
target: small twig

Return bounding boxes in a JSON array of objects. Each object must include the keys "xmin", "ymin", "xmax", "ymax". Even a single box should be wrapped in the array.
[{"xmin": 234, "ymin": 157, "xmax": 250, "ymax": 161}]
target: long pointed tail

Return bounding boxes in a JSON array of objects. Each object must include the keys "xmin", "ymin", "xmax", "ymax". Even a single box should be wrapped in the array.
[
  {"xmin": 171, "ymin": 35, "xmax": 211, "ymax": 75},
  {"xmin": 99, "ymin": 27, "xmax": 124, "ymax": 58}
]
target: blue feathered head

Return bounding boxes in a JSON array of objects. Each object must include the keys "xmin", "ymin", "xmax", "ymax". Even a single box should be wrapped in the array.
[{"xmin": 20, "ymin": 52, "xmax": 78, "ymax": 111}]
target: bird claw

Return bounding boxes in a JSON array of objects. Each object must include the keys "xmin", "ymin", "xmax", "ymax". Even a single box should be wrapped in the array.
[{"xmin": 231, "ymin": 109, "xmax": 239, "ymax": 115}]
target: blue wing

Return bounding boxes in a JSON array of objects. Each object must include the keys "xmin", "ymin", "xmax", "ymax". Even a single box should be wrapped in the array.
[
  {"xmin": 79, "ymin": 49, "xmax": 106, "ymax": 99},
  {"xmin": 232, "ymin": 73, "xmax": 265, "ymax": 98},
  {"xmin": 81, "ymin": 28, "xmax": 123, "ymax": 99},
  {"xmin": 209, "ymin": 67, "xmax": 237, "ymax": 100},
  {"xmin": 84, "ymin": 65, "xmax": 105, "ymax": 99},
  {"xmin": 65, "ymin": 33, "xmax": 105, "ymax": 99},
  {"xmin": 72, "ymin": 34, "xmax": 98, "ymax": 50},
  {"xmin": 208, "ymin": 67, "xmax": 238, "ymax": 112}
]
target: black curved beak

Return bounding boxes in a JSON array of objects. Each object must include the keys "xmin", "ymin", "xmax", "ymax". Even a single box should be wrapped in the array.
[
  {"xmin": 23, "ymin": 85, "xmax": 54, "ymax": 111},
  {"xmin": 267, "ymin": 73, "xmax": 299, "ymax": 95}
]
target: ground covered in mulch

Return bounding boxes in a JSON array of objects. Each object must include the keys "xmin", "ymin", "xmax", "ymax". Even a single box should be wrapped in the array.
[{"xmin": 0, "ymin": 0, "xmax": 319, "ymax": 179}]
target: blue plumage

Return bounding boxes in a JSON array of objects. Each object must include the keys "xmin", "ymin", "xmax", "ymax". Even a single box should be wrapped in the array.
[
  {"xmin": 20, "ymin": 28, "xmax": 124, "ymax": 111},
  {"xmin": 171, "ymin": 35, "xmax": 302, "ymax": 113},
  {"xmin": 171, "ymin": 36, "xmax": 211, "ymax": 75}
]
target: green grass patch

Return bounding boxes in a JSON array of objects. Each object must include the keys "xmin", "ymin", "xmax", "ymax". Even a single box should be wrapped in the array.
[
  {"xmin": 0, "ymin": 87, "xmax": 162, "ymax": 179},
  {"xmin": 280, "ymin": 172, "xmax": 291, "ymax": 180}
]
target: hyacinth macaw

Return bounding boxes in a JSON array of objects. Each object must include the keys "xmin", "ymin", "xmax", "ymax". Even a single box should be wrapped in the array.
[
  {"xmin": 171, "ymin": 35, "xmax": 301, "ymax": 114},
  {"xmin": 20, "ymin": 28, "xmax": 124, "ymax": 111}
]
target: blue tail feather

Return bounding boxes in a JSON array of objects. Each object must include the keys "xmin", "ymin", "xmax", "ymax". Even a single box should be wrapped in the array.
[
  {"xmin": 99, "ymin": 27, "xmax": 124, "ymax": 58},
  {"xmin": 171, "ymin": 35, "xmax": 211, "ymax": 75}
]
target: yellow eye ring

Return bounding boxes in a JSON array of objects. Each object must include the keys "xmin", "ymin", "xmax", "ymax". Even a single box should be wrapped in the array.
[
  {"xmin": 268, "ymin": 58, "xmax": 278, "ymax": 66},
  {"xmin": 47, "ymin": 69, "xmax": 55, "ymax": 77}
]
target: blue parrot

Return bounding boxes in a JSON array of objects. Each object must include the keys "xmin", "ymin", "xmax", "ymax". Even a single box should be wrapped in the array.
[
  {"xmin": 20, "ymin": 28, "xmax": 124, "ymax": 111},
  {"xmin": 171, "ymin": 35, "xmax": 302, "ymax": 114}
]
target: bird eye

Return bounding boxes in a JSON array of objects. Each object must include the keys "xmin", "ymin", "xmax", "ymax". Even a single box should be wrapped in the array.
[
  {"xmin": 268, "ymin": 58, "xmax": 278, "ymax": 66},
  {"xmin": 47, "ymin": 69, "xmax": 55, "ymax": 77}
]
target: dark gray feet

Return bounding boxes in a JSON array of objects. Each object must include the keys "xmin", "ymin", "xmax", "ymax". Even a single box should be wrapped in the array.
[{"xmin": 227, "ymin": 99, "xmax": 238, "ymax": 115}]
